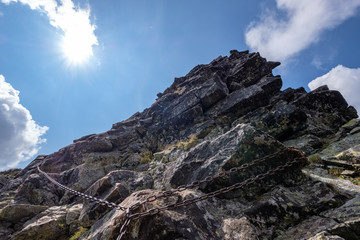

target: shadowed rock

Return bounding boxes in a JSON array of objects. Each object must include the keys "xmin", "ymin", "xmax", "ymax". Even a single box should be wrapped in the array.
[{"xmin": 0, "ymin": 50, "xmax": 359, "ymax": 240}]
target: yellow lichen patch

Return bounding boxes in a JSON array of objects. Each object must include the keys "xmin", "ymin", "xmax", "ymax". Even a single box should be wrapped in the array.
[
  {"xmin": 58, "ymin": 222, "xmax": 66, "ymax": 228},
  {"xmin": 184, "ymin": 135, "xmax": 199, "ymax": 150},
  {"xmin": 350, "ymin": 177, "xmax": 360, "ymax": 186},
  {"xmin": 174, "ymin": 87, "xmax": 183, "ymax": 94},
  {"xmin": 164, "ymin": 135, "xmax": 199, "ymax": 151},
  {"xmin": 328, "ymin": 168, "xmax": 343, "ymax": 176},
  {"xmin": 308, "ymin": 155, "xmax": 322, "ymax": 164},
  {"xmin": 342, "ymin": 119, "xmax": 357, "ymax": 128},
  {"xmin": 177, "ymin": 135, "xmax": 199, "ymax": 151},
  {"xmin": 253, "ymin": 135, "xmax": 277, "ymax": 146},
  {"xmin": 253, "ymin": 135, "xmax": 266, "ymax": 145},
  {"xmin": 163, "ymin": 143, "xmax": 177, "ymax": 151},
  {"xmin": 70, "ymin": 227, "xmax": 88, "ymax": 240},
  {"xmin": 140, "ymin": 150, "xmax": 154, "ymax": 164},
  {"xmin": 337, "ymin": 153, "xmax": 354, "ymax": 161}
]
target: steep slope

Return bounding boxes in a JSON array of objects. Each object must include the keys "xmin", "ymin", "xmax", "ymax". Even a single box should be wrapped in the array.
[{"xmin": 1, "ymin": 50, "xmax": 360, "ymax": 240}]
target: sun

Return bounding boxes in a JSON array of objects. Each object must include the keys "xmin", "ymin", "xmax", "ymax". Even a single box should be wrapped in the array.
[
  {"xmin": 57, "ymin": 8, "xmax": 98, "ymax": 66},
  {"xmin": 61, "ymin": 31, "xmax": 93, "ymax": 65}
]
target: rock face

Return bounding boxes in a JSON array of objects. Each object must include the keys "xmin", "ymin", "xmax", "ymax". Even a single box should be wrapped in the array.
[{"xmin": 1, "ymin": 50, "xmax": 359, "ymax": 240}]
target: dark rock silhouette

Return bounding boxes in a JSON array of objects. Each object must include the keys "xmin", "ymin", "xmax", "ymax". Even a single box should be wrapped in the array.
[{"xmin": 1, "ymin": 50, "xmax": 359, "ymax": 240}]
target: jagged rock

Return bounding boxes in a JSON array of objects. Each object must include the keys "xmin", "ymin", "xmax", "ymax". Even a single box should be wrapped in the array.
[
  {"xmin": 81, "ymin": 189, "xmax": 225, "ymax": 240},
  {"xmin": 252, "ymin": 180, "xmax": 347, "ymax": 239},
  {"xmin": 79, "ymin": 170, "xmax": 153, "ymax": 226},
  {"xmin": 74, "ymin": 133, "xmax": 113, "ymax": 152},
  {"xmin": 0, "ymin": 169, "xmax": 21, "ymax": 189},
  {"xmin": 319, "ymin": 132, "xmax": 360, "ymax": 159},
  {"xmin": 14, "ymin": 173, "xmax": 60, "ymax": 205},
  {"xmin": 341, "ymin": 170, "xmax": 357, "ymax": 177},
  {"xmin": 240, "ymin": 86, "xmax": 357, "ymax": 155},
  {"xmin": 334, "ymin": 145, "xmax": 360, "ymax": 163},
  {"xmin": 1, "ymin": 50, "xmax": 360, "ymax": 240},
  {"xmin": 66, "ymin": 204, "xmax": 83, "ymax": 233},
  {"xmin": 321, "ymin": 195, "xmax": 360, "ymax": 223},
  {"xmin": 11, "ymin": 206, "xmax": 68, "ymax": 240},
  {"xmin": 140, "ymin": 51, "xmax": 283, "ymax": 146},
  {"xmin": 240, "ymin": 99, "xmax": 307, "ymax": 141},
  {"xmin": 165, "ymin": 124, "xmax": 307, "ymax": 199},
  {"xmin": 274, "ymin": 194, "xmax": 360, "ymax": 240},
  {"xmin": 222, "ymin": 217, "xmax": 258, "ymax": 240},
  {"xmin": 217, "ymin": 75, "xmax": 281, "ymax": 117},
  {"xmin": 275, "ymin": 216, "xmax": 339, "ymax": 240},
  {"xmin": 328, "ymin": 218, "xmax": 360, "ymax": 240},
  {"xmin": 280, "ymin": 218, "xmax": 360, "ymax": 240},
  {"xmin": 308, "ymin": 232, "xmax": 345, "ymax": 240},
  {"xmin": 0, "ymin": 221, "xmax": 13, "ymax": 240},
  {"xmin": 322, "ymin": 159, "xmax": 360, "ymax": 171},
  {"xmin": 0, "ymin": 204, "xmax": 48, "ymax": 224},
  {"xmin": 78, "ymin": 121, "xmax": 310, "ymax": 239},
  {"xmin": 82, "ymin": 179, "xmax": 350, "ymax": 240}
]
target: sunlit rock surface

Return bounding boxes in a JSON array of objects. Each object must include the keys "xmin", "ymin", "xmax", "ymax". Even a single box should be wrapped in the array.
[{"xmin": 0, "ymin": 50, "xmax": 359, "ymax": 240}]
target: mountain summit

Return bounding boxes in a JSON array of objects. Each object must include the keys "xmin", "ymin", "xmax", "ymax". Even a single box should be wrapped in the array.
[{"xmin": 1, "ymin": 50, "xmax": 360, "ymax": 239}]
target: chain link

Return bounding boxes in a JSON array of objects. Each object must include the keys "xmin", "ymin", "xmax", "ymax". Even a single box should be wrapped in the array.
[
  {"xmin": 37, "ymin": 165, "xmax": 127, "ymax": 211},
  {"xmin": 37, "ymin": 147, "xmax": 307, "ymax": 240},
  {"xmin": 128, "ymin": 157, "xmax": 303, "ymax": 221},
  {"xmin": 116, "ymin": 210, "xmax": 131, "ymax": 240},
  {"xmin": 129, "ymin": 147, "xmax": 292, "ymax": 210}
]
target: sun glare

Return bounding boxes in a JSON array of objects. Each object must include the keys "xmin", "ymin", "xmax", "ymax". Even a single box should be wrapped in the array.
[
  {"xmin": 54, "ymin": 3, "xmax": 98, "ymax": 66},
  {"xmin": 61, "ymin": 31, "xmax": 93, "ymax": 65}
]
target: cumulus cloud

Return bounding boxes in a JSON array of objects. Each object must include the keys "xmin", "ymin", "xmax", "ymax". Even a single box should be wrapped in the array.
[
  {"xmin": 0, "ymin": 75, "xmax": 48, "ymax": 170},
  {"xmin": 308, "ymin": 65, "xmax": 360, "ymax": 114},
  {"xmin": 245, "ymin": 0, "xmax": 360, "ymax": 61},
  {"xmin": 1, "ymin": 0, "xmax": 98, "ymax": 61}
]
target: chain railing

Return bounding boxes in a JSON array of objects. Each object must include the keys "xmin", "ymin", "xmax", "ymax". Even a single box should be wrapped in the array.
[
  {"xmin": 37, "ymin": 165, "xmax": 128, "ymax": 211},
  {"xmin": 37, "ymin": 147, "xmax": 307, "ymax": 240}
]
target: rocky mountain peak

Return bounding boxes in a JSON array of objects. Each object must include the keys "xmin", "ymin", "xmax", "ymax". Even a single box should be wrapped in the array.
[{"xmin": 1, "ymin": 50, "xmax": 360, "ymax": 240}]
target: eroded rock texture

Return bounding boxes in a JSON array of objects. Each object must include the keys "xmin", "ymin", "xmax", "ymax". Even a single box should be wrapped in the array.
[{"xmin": 1, "ymin": 50, "xmax": 359, "ymax": 240}]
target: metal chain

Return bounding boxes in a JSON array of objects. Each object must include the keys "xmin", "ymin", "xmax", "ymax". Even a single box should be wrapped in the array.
[
  {"xmin": 128, "ymin": 146, "xmax": 296, "ymax": 211},
  {"xmin": 116, "ymin": 147, "xmax": 306, "ymax": 239},
  {"xmin": 37, "ymin": 147, "xmax": 307, "ymax": 240},
  {"xmin": 116, "ymin": 209, "xmax": 131, "ymax": 240},
  {"xmin": 127, "ymin": 157, "xmax": 303, "ymax": 221},
  {"xmin": 37, "ymin": 165, "xmax": 127, "ymax": 211}
]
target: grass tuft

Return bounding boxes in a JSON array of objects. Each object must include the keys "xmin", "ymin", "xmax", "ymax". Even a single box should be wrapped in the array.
[
  {"xmin": 70, "ymin": 227, "xmax": 88, "ymax": 240},
  {"xmin": 140, "ymin": 150, "xmax": 154, "ymax": 164},
  {"xmin": 308, "ymin": 155, "xmax": 322, "ymax": 164}
]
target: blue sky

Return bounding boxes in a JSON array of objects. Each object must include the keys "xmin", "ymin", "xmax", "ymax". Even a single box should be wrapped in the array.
[{"xmin": 0, "ymin": 0, "xmax": 360, "ymax": 170}]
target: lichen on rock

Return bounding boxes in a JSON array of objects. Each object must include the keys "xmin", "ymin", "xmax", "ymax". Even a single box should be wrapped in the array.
[{"xmin": 1, "ymin": 50, "xmax": 360, "ymax": 240}]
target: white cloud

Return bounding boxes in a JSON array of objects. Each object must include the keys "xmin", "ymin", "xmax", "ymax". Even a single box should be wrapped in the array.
[
  {"xmin": 245, "ymin": 0, "xmax": 360, "ymax": 61},
  {"xmin": 1, "ymin": 0, "xmax": 98, "ymax": 63},
  {"xmin": 308, "ymin": 65, "xmax": 360, "ymax": 114},
  {"xmin": 0, "ymin": 75, "xmax": 48, "ymax": 170}
]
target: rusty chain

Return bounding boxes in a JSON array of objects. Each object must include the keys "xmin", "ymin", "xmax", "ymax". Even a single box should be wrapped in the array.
[
  {"xmin": 37, "ymin": 147, "xmax": 307, "ymax": 240},
  {"xmin": 37, "ymin": 165, "xmax": 127, "ymax": 211},
  {"xmin": 130, "ymin": 157, "xmax": 302, "ymax": 221},
  {"xmin": 116, "ymin": 147, "xmax": 306, "ymax": 239},
  {"xmin": 126, "ymin": 147, "xmax": 297, "ymax": 212}
]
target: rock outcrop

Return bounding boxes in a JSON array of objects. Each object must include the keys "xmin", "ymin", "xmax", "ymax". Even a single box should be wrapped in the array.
[{"xmin": 0, "ymin": 50, "xmax": 359, "ymax": 240}]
